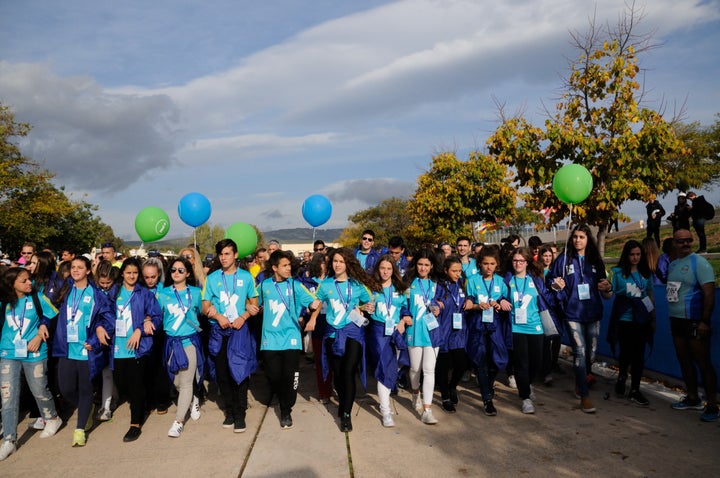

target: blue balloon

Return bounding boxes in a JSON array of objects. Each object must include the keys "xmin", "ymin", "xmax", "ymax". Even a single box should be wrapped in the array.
[
  {"xmin": 302, "ymin": 194, "xmax": 332, "ymax": 227},
  {"xmin": 178, "ymin": 192, "xmax": 212, "ymax": 228}
]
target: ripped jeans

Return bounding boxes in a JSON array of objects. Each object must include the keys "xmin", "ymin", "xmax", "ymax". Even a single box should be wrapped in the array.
[
  {"xmin": 566, "ymin": 321, "xmax": 600, "ymax": 398},
  {"xmin": 0, "ymin": 358, "xmax": 57, "ymax": 442}
]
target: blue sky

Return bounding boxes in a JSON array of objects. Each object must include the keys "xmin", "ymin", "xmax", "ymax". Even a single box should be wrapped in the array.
[{"xmin": 1, "ymin": 0, "xmax": 719, "ymax": 241}]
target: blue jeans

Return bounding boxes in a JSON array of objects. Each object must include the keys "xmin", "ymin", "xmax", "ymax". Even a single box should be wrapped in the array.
[
  {"xmin": 566, "ymin": 321, "xmax": 600, "ymax": 398},
  {"xmin": 0, "ymin": 358, "xmax": 57, "ymax": 442}
]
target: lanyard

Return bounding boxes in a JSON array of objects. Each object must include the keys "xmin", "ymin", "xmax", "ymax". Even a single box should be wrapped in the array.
[
  {"xmin": 513, "ymin": 276, "xmax": 529, "ymax": 305},
  {"xmin": 382, "ymin": 285, "xmax": 394, "ymax": 317},
  {"xmin": 173, "ymin": 286, "xmax": 192, "ymax": 315},
  {"xmin": 577, "ymin": 256, "xmax": 586, "ymax": 283},
  {"xmin": 273, "ymin": 279, "xmax": 295, "ymax": 319},
  {"xmin": 417, "ymin": 278, "xmax": 433, "ymax": 305},
  {"xmin": 222, "ymin": 271, "xmax": 237, "ymax": 299},
  {"xmin": 334, "ymin": 280, "xmax": 352, "ymax": 310},
  {"xmin": 481, "ymin": 276, "xmax": 495, "ymax": 298},
  {"xmin": 445, "ymin": 281, "xmax": 461, "ymax": 309},
  {"xmin": 10, "ymin": 297, "xmax": 28, "ymax": 333},
  {"xmin": 628, "ymin": 271, "xmax": 645, "ymax": 293},
  {"xmin": 69, "ymin": 286, "xmax": 87, "ymax": 322},
  {"xmin": 117, "ymin": 290, "xmax": 135, "ymax": 317}
]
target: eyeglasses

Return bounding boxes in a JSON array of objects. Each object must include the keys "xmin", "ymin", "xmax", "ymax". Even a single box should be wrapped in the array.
[
  {"xmin": 512, "ymin": 259, "xmax": 527, "ymax": 263},
  {"xmin": 674, "ymin": 238, "xmax": 693, "ymax": 244},
  {"xmin": 314, "ymin": 248, "xmax": 325, "ymax": 252},
  {"xmin": 361, "ymin": 237, "xmax": 374, "ymax": 242},
  {"xmin": 170, "ymin": 267, "xmax": 186, "ymax": 273}
]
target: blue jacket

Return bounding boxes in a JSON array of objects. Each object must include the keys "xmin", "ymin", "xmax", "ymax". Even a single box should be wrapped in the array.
[
  {"xmin": 546, "ymin": 253, "xmax": 606, "ymax": 323},
  {"xmin": 321, "ymin": 320, "xmax": 368, "ymax": 388},
  {"xmin": 354, "ymin": 247, "xmax": 381, "ymax": 274},
  {"xmin": 112, "ymin": 284, "xmax": 162, "ymax": 360},
  {"xmin": 435, "ymin": 280, "xmax": 468, "ymax": 352},
  {"xmin": 164, "ymin": 333, "xmax": 205, "ymax": 384},
  {"xmin": 207, "ymin": 322, "xmax": 258, "ymax": 385},
  {"xmin": 52, "ymin": 284, "xmax": 115, "ymax": 379}
]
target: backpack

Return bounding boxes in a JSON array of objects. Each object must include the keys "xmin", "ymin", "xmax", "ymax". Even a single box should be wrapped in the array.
[{"xmin": 704, "ymin": 200, "xmax": 715, "ymax": 220}]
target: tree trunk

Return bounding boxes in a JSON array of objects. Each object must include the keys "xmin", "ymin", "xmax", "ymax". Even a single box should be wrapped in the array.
[{"xmin": 596, "ymin": 226, "xmax": 607, "ymax": 257}]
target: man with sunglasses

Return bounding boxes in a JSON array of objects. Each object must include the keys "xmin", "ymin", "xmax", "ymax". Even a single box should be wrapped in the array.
[
  {"xmin": 18, "ymin": 242, "xmax": 35, "ymax": 266},
  {"xmin": 312, "ymin": 240, "xmax": 326, "ymax": 254},
  {"xmin": 666, "ymin": 229, "xmax": 718, "ymax": 422},
  {"xmin": 355, "ymin": 229, "xmax": 380, "ymax": 273}
]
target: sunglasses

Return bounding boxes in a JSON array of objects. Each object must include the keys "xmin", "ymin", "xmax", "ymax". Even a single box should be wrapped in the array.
[
  {"xmin": 102, "ymin": 243, "xmax": 113, "ymax": 248},
  {"xmin": 170, "ymin": 267, "xmax": 186, "ymax": 273},
  {"xmin": 674, "ymin": 238, "xmax": 693, "ymax": 244},
  {"xmin": 21, "ymin": 252, "xmax": 33, "ymax": 255},
  {"xmin": 314, "ymin": 247, "xmax": 325, "ymax": 252},
  {"xmin": 183, "ymin": 254, "xmax": 194, "ymax": 260},
  {"xmin": 361, "ymin": 237, "xmax": 374, "ymax": 242}
]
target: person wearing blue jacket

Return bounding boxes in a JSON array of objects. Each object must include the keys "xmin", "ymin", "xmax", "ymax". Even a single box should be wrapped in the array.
[
  {"xmin": 111, "ymin": 257, "xmax": 162, "ymax": 442},
  {"xmin": 368, "ymin": 254, "xmax": 411, "ymax": 427},
  {"xmin": 355, "ymin": 229, "xmax": 381, "ymax": 273},
  {"xmin": 434, "ymin": 256, "xmax": 470, "ymax": 413},
  {"xmin": 52, "ymin": 256, "xmax": 115, "ymax": 447},
  {"xmin": 547, "ymin": 224, "xmax": 612, "ymax": 413},
  {"xmin": 310, "ymin": 248, "xmax": 378, "ymax": 432},
  {"xmin": 0, "ymin": 267, "xmax": 63, "ymax": 461},
  {"xmin": 465, "ymin": 247, "xmax": 511, "ymax": 416},
  {"xmin": 158, "ymin": 257, "xmax": 205, "ymax": 438},
  {"xmin": 258, "ymin": 250, "xmax": 321, "ymax": 429},
  {"xmin": 202, "ymin": 239, "xmax": 260, "ymax": 434}
]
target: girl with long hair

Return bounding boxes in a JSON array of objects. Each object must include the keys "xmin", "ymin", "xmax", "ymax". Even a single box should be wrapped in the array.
[
  {"xmin": 310, "ymin": 248, "xmax": 379, "ymax": 432},
  {"xmin": 0, "ymin": 268, "xmax": 62, "ymax": 461},
  {"xmin": 547, "ymin": 224, "xmax": 612, "ymax": 413},
  {"xmin": 403, "ymin": 248, "xmax": 442, "ymax": 425},
  {"xmin": 52, "ymin": 256, "xmax": 115, "ymax": 447},
  {"xmin": 608, "ymin": 240, "xmax": 655, "ymax": 406},
  {"xmin": 368, "ymin": 254, "xmax": 410, "ymax": 427}
]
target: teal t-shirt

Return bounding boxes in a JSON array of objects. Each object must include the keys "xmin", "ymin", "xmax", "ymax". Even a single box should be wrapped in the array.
[
  {"xmin": 370, "ymin": 285, "xmax": 406, "ymax": 327},
  {"xmin": 666, "ymin": 253, "xmax": 715, "ymax": 319},
  {"xmin": 610, "ymin": 267, "xmax": 652, "ymax": 322},
  {"xmin": 158, "ymin": 285, "xmax": 202, "ymax": 346},
  {"xmin": 405, "ymin": 278, "xmax": 437, "ymax": 347},
  {"xmin": 1, "ymin": 294, "xmax": 58, "ymax": 362},
  {"xmin": 508, "ymin": 275, "xmax": 543, "ymax": 335},
  {"xmin": 66, "ymin": 286, "xmax": 95, "ymax": 361},
  {"xmin": 315, "ymin": 278, "xmax": 372, "ymax": 332},
  {"xmin": 461, "ymin": 258, "xmax": 479, "ymax": 278},
  {"xmin": 114, "ymin": 287, "xmax": 137, "ymax": 359},
  {"xmin": 202, "ymin": 268, "xmax": 258, "ymax": 324},
  {"xmin": 258, "ymin": 278, "xmax": 316, "ymax": 350}
]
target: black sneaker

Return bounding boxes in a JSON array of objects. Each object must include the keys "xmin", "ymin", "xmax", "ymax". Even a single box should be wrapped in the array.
[
  {"xmin": 483, "ymin": 400, "xmax": 497, "ymax": 416},
  {"xmin": 442, "ymin": 400, "xmax": 456, "ymax": 413},
  {"xmin": 234, "ymin": 418, "xmax": 246, "ymax": 433},
  {"xmin": 222, "ymin": 415, "xmax": 234, "ymax": 428},
  {"xmin": 615, "ymin": 377, "xmax": 626, "ymax": 397},
  {"xmin": 629, "ymin": 390, "xmax": 649, "ymax": 407},
  {"xmin": 280, "ymin": 415, "xmax": 293, "ymax": 429},
  {"xmin": 122, "ymin": 426, "xmax": 142, "ymax": 442},
  {"xmin": 449, "ymin": 389, "xmax": 459, "ymax": 405},
  {"xmin": 340, "ymin": 413, "xmax": 352, "ymax": 432}
]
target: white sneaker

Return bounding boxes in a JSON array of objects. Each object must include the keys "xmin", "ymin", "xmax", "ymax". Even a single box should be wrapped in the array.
[
  {"xmin": 98, "ymin": 408, "xmax": 112, "ymax": 421},
  {"xmin": 421, "ymin": 408, "xmax": 438, "ymax": 425},
  {"xmin": 40, "ymin": 416, "xmax": 63, "ymax": 438},
  {"xmin": 0, "ymin": 440, "xmax": 16, "ymax": 461},
  {"xmin": 190, "ymin": 395, "xmax": 202, "ymax": 421},
  {"xmin": 413, "ymin": 393, "xmax": 423, "ymax": 412},
  {"xmin": 382, "ymin": 413, "xmax": 395, "ymax": 428},
  {"xmin": 168, "ymin": 420, "xmax": 184, "ymax": 438},
  {"xmin": 508, "ymin": 375, "xmax": 517, "ymax": 389},
  {"xmin": 521, "ymin": 398, "xmax": 535, "ymax": 414},
  {"xmin": 30, "ymin": 417, "xmax": 45, "ymax": 430}
]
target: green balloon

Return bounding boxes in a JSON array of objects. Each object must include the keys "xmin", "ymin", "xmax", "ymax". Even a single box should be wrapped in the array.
[
  {"xmin": 225, "ymin": 222, "xmax": 258, "ymax": 258},
  {"xmin": 552, "ymin": 164, "xmax": 593, "ymax": 204},
  {"xmin": 135, "ymin": 207, "xmax": 170, "ymax": 242}
]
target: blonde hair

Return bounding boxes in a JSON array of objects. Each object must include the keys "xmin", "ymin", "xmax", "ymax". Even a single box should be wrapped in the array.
[{"xmin": 180, "ymin": 247, "xmax": 206, "ymax": 288}]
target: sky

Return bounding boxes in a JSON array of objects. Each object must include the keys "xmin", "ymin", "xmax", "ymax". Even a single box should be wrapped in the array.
[{"xmin": 1, "ymin": 0, "xmax": 719, "ymax": 242}]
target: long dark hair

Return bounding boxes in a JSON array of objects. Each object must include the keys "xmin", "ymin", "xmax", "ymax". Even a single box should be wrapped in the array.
[
  {"xmin": 441, "ymin": 255, "xmax": 465, "ymax": 285},
  {"xmin": 164, "ymin": 257, "xmax": 197, "ymax": 288},
  {"xmin": 372, "ymin": 254, "xmax": 408, "ymax": 294},
  {"xmin": 31, "ymin": 251, "xmax": 56, "ymax": 291},
  {"xmin": 0, "ymin": 267, "xmax": 30, "ymax": 307},
  {"xmin": 327, "ymin": 247, "xmax": 381, "ymax": 292},
  {"xmin": 55, "ymin": 256, "xmax": 94, "ymax": 306},
  {"xmin": 567, "ymin": 223, "xmax": 604, "ymax": 269},
  {"xmin": 617, "ymin": 240, "xmax": 651, "ymax": 279},
  {"xmin": 511, "ymin": 247, "xmax": 543, "ymax": 277},
  {"xmin": 114, "ymin": 257, "xmax": 145, "ymax": 300},
  {"xmin": 406, "ymin": 248, "xmax": 440, "ymax": 283}
]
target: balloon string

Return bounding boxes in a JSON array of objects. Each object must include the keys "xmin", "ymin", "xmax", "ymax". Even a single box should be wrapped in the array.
[
  {"xmin": 312, "ymin": 227, "xmax": 316, "ymax": 242},
  {"xmin": 194, "ymin": 228, "xmax": 197, "ymax": 249},
  {"xmin": 562, "ymin": 203, "xmax": 573, "ymax": 278}
]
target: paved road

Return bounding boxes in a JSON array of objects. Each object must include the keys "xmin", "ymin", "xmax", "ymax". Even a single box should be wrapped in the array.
[{"xmin": 2, "ymin": 355, "xmax": 718, "ymax": 477}]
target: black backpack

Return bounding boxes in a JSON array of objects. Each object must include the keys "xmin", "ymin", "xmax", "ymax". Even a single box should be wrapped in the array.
[{"xmin": 704, "ymin": 200, "xmax": 715, "ymax": 220}]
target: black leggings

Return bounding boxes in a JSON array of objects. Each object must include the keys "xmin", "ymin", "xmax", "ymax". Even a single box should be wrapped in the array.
[
  {"xmin": 512, "ymin": 333, "xmax": 544, "ymax": 400},
  {"xmin": 57, "ymin": 358, "xmax": 94, "ymax": 430},
  {"xmin": 263, "ymin": 349, "xmax": 300, "ymax": 416},
  {"xmin": 215, "ymin": 336, "xmax": 250, "ymax": 420},
  {"xmin": 617, "ymin": 321, "xmax": 648, "ymax": 391},
  {"xmin": 326, "ymin": 337, "xmax": 362, "ymax": 416},
  {"xmin": 435, "ymin": 348, "xmax": 469, "ymax": 400},
  {"xmin": 113, "ymin": 356, "xmax": 149, "ymax": 426}
]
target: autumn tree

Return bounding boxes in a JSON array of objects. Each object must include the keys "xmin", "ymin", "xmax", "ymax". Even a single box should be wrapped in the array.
[
  {"xmin": 487, "ymin": 4, "xmax": 691, "ymax": 254},
  {"xmin": 192, "ymin": 223, "xmax": 226, "ymax": 255},
  {"xmin": 667, "ymin": 114, "xmax": 720, "ymax": 191},
  {"xmin": 1, "ymin": 101, "xmax": 116, "ymax": 255},
  {"xmin": 406, "ymin": 151, "xmax": 516, "ymax": 246},
  {"xmin": 337, "ymin": 197, "xmax": 412, "ymax": 248}
]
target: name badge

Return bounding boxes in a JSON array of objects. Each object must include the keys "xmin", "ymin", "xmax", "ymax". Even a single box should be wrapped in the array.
[
  {"xmin": 423, "ymin": 312, "xmax": 439, "ymax": 331},
  {"xmin": 577, "ymin": 283, "xmax": 591, "ymax": 300},
  {"xmin": 348, "ymin": 308, "xmax": 368, "ymax": 328},
  {"xmin": 482, "ymin": 308, "xmax": 494, "ymax": 323},
  {"xmin": 515, "ymin": 308, "xmax": 528, "ymax": 324},
  {"xmin": 385, "ymin": 317, "xmax": 395, "ymax": 336},
  {"xmin": 14, "ymin": 339, "xmax": 28, "ymax": 358},
  {"xmin": 666, "ymin": 281, "xmax": 681, "ymax": 303},
  {"xmin": 225, "ymin": 304, "xmax": 239, "ymax": 321},
  {"xmin": 67, "ymin": 323, "xmax": 79, "ymax": 343},
  {"xmin": 116, "ymin": 318, "xmax": 128, "ymax": 337},
  {"xmin": 642, "ymin": 296, "xmax": 655, "ymax": 312},
  {"xmin": 452, "ymin": 312, "xmax": 463, "ymax": 330}
]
